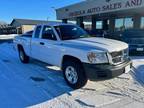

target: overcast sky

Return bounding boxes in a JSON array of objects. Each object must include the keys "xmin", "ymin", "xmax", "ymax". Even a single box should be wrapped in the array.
[{"xmin": 0, "ymin": 0, "xmax": 84, "ymax": 23}]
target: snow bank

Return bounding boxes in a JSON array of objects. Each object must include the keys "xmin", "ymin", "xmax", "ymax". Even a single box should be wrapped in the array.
[{"xmin": 0, "ymin": 34, "xmax": 18, "ymax": 39}]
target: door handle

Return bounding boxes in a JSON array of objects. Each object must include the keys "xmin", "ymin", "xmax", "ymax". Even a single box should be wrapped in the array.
[{"xmin": 40, "ymin": 42, "xmax": 45, "ymax": 45}]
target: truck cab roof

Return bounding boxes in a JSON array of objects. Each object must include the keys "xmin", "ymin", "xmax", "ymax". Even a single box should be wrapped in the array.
[{"xmin": 36, "ymin": 22, "xmax": 74, "ymax": 27}]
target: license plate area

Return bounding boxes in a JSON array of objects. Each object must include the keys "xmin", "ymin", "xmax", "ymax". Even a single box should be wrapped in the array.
[{"xmin": 136, "ymin": 48, "xmax": 144, "ymax": 51}]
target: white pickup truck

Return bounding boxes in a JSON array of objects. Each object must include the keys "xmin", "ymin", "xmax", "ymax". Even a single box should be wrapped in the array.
[{"xmin": 14, "ymin": 23, "xmax": 132, "ymax": 89}]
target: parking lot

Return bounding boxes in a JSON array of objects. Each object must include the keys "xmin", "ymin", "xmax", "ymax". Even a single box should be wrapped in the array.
[{"xmin": 0, "ymin": 40, "xmax": 144, "ymax": 108}]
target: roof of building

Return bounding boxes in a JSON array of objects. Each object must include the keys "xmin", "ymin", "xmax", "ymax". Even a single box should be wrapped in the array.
[{"xmin": 10, "ymin": 19, "xmax": 62, "ymax": 26}]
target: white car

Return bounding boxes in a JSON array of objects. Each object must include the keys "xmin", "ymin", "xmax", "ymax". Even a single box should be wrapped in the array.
[{"xmin": 14, "ymin": 23, "xmax": 132, "ymax": 89}]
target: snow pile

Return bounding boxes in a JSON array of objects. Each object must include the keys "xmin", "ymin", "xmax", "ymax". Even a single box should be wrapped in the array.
[
  {"xmin": 0, "ymin": 34, "xmax": 18, "ymax": 39},
  {"xmin": 131, "ymin": 57, "xmax": 144, "ymax": 85}
]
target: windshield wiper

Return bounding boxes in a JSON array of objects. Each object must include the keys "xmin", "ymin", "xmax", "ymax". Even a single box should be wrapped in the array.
[{"xmin": 80, "ymin": 34, "xmax": 92, "ymax": 38}]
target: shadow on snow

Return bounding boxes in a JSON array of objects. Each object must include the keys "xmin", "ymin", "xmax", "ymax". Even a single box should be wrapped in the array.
[{"xmin": 0, "ymin": 52, "xmax": 73, "ymax": 107}]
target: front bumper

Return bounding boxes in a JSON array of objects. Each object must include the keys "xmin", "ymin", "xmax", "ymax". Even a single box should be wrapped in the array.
[{"xmin": 83, "ymin": 59, "xmax": 132, "ymax": 81}]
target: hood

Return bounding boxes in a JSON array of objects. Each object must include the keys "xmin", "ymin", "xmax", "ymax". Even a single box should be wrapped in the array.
[{"xmin": 62, "ymin": 37, "xmax": 128, "ymax": 52}]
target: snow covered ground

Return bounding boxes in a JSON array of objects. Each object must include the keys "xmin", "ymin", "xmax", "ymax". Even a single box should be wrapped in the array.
[{"xmin": 0, "ymin": 41, "xmax": 144, "ymax": 108}]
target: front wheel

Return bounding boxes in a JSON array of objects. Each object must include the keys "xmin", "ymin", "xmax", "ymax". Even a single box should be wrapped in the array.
[
  {"xmin": 18, "ymin": 47, "xmax": 29, "ymax": 63},
  {"xmin": 63, "ymin": 60, "xmax": 88, "ymax": 89}
]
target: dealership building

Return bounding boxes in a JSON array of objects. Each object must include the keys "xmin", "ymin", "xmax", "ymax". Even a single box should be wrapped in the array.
[{"xmin": 56, "ymin": 0, "xmax": 144, "ymax": 32}]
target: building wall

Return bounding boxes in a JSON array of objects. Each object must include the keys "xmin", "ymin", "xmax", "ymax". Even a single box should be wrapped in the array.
[{"xmin": 21, "ymin": 25, "xmax": 35, "ymax": 33}]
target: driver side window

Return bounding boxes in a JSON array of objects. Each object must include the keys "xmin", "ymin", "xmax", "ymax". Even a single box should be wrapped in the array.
[{"xmin": 42, "ymin": 26, "xmax": 57, "ymax": 40}]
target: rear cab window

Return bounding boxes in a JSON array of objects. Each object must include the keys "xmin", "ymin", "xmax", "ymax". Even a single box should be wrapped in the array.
[{"xmin": 34, "ymin": 26, "xmax": 42, "ymax": 38}]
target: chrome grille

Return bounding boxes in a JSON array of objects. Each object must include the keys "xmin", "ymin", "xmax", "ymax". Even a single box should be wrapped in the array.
[{"xmin": 110, "ymin": 49, "xmax": 129, "ymax": 65}]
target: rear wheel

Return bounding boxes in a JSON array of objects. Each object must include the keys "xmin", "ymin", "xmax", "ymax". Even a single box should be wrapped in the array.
[
  {"xmin": 18, "ymin": 47, "xmax": 29, "ymax": 63},
  {"xmin": 63, "ymin": 60, "xmax": 88, "ymax": 89}
]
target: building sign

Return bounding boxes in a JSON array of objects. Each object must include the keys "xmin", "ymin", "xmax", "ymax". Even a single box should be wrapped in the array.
[{"xmin": 69, "ymin": 0, "xmax": 143, "ymax": 17}]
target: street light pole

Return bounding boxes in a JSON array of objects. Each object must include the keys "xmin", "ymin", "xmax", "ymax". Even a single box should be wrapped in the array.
[{"xmin": 47, "ymin": 17, "xmax": 49, "ymax": 21}]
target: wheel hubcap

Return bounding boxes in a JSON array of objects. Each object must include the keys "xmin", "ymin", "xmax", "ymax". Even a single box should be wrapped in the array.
[
  {"xmin": 65, "ymin": 66, "xmax": 78, "ymax": 84},
  {"xmin": 20, "ymin": 50, "xmax": 24, "ymax": 61}
]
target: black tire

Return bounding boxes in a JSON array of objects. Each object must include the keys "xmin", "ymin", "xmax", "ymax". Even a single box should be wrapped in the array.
[
  {"xmin": 18, "ymin": 47, "xmax": 29, "ymax": 63},
  {"xmin": 63, "ymin": 60, "xmax": 88, "ymax": 89}
]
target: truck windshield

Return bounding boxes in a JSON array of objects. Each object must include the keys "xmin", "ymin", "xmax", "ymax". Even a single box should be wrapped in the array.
[{"xmin": 54, "ymin": 25, "xmax": 90, "ymax": 40}]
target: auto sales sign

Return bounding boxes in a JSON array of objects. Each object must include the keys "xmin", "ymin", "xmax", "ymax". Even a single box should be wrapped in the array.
[{"xmin": 68, "ymin": 0, "xmax": 143, "ymax": 17}]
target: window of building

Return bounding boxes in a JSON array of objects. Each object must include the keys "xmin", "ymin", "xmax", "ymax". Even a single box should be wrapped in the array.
[
  {"xmin": 84, "ymin": 22, "xmax": 92, "ymax": 30},
  {"xmin": 124, "ymin": 18, "xmax": 133, "ymax": 29},
  {"xmin": 96, "ymin": 21, "xmax": 102, "ymax": 29},
  {"xmin": 115, "ymin": 18, "xmax": 133, "ymax": 31},
  {"xmin": 115, "ymin": 18, "xmax": 124, "ymax": 31},
  {"xmin": 141, "ymin": 17, "xmax": 144, "ymax": 29}
]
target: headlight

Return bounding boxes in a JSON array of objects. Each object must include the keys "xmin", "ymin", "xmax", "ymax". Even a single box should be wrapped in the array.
[
  {"xmin": 87, "ymin": 52, "xmax": 108, "ymax": 64},
  {"xmin": 124, "ymin": 48, "xmax": 129, "ymax": 56}
]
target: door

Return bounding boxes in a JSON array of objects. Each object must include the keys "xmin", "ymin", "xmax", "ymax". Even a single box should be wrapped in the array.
[
  {"xmin": 39, "ymin": 25, "xmax": 60, "ymax": 65},
  {"xmin": 31, "ymin": 25, "xmax": 43, "ymax": 60}
]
